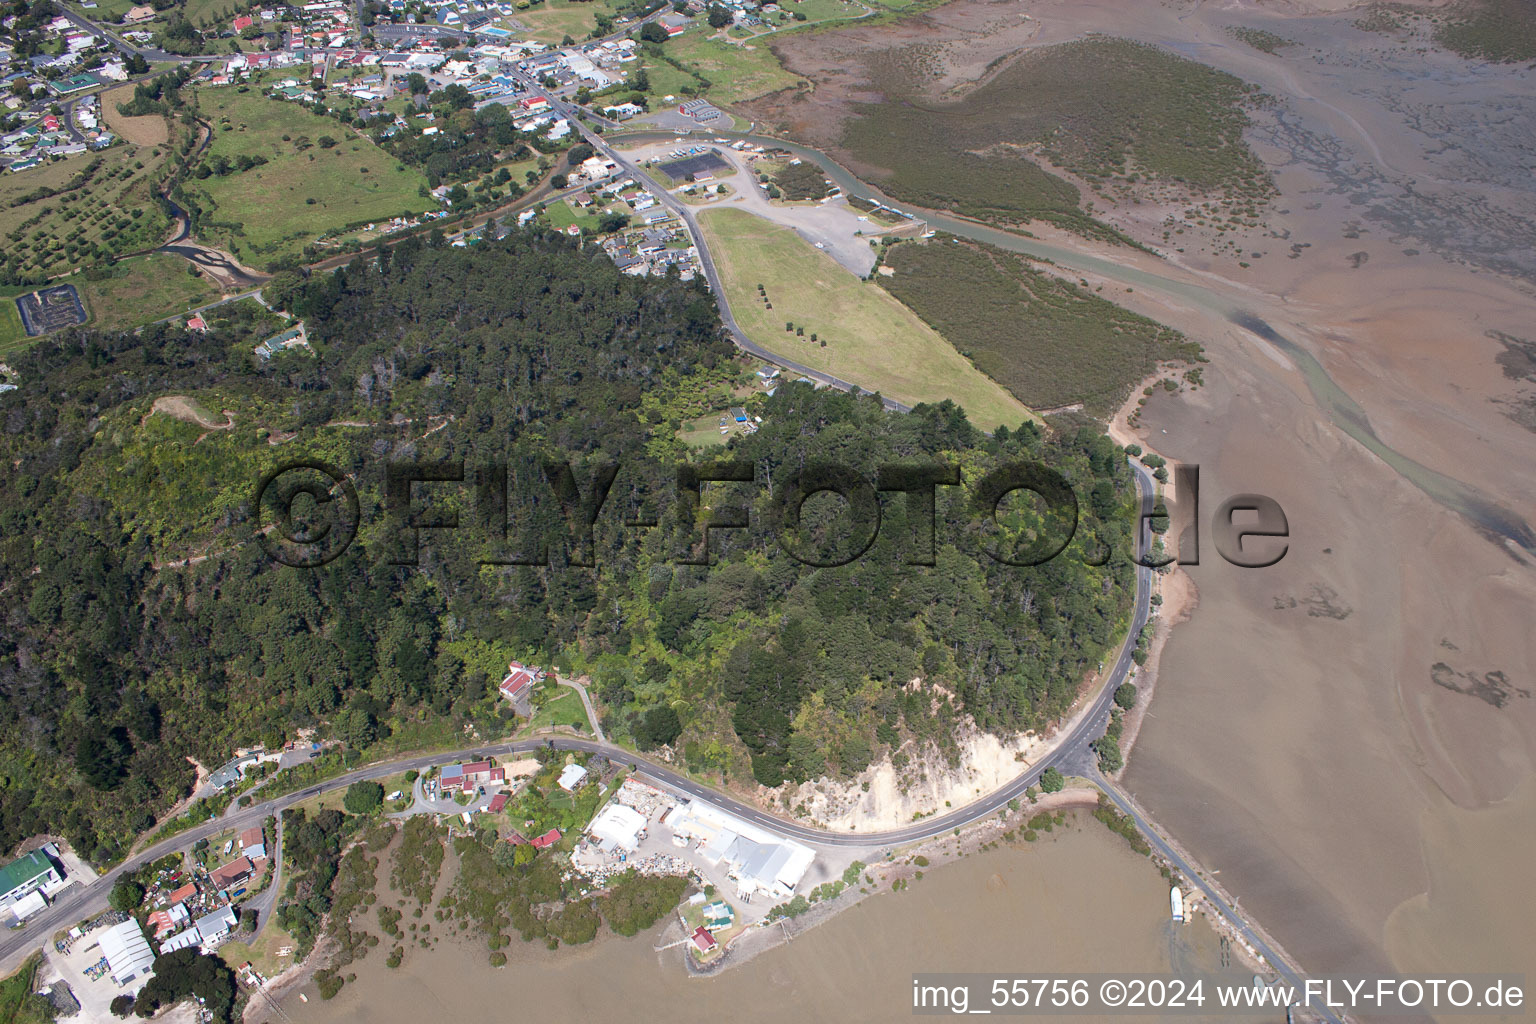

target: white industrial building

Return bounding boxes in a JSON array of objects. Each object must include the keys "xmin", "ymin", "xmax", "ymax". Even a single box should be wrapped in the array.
[
  {"xmin": 99, "ymin": 920, "xmax": 156, "ymax": 987},
  {"xmin": 663, "ymin": 800, "xmax": 815, "ymax": 901},
  {"xmin": 586, "ymin": 803, "xmax": 646, "ymax": 852}
]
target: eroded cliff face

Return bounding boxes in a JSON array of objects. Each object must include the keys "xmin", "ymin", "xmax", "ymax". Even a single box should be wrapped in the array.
[{"xmin": 775, "ymin": 719, "xmax": 1048, "ymax": 831}]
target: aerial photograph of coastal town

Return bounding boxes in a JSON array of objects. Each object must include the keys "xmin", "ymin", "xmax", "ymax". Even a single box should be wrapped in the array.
[{"xmin": 0, "ymin": 0, "xmax": 1531, "ymax": 1018}]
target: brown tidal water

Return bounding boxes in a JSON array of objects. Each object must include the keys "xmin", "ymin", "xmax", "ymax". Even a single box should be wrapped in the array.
[{"xmin": 282, "ymin": 824, "xmax": 1240, "ymax": 1024}]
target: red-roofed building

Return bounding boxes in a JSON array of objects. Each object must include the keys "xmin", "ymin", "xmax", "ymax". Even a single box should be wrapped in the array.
[
  {"xmin": 486, "ymin": 793, "xmax": 508, "ymax": 813},
  {"xmin": 440, "ymin": 759, "xmax": 504, "ymax": 793},
  {"xmin": 529, "ymin": 829, "xmax": 561, "ymax": 849},
  {"xmin": 239, "ymin": 826, "xmax": 263, "ymax": 850},
  {"xmin": 499, "ymin": 661, "xmax": 544, "ymax": 703},
  {"xmin": 505, "ymin": 831, "xmax": 528, "ymax": 846},
  {"xmin": 690, "ymin": 926, "xmax": 717, "ymax": 953},
  {"xmin": 209, "ymin": 856, "xmax": 253, "ymax": 890},
  {"xmin": 167, "ymin": 882, "xmax": 198, "ymax": 905},
  {"xmin": 186, "ymin": 315, "xmax": 207, "ymax": 332},
  {"xmin": 233, "ymin": 14, "xmax": 254, "ymax": 31},
  {"xmin": 147, "ymin": 909, "xmax": 176, "ymax": 938}
]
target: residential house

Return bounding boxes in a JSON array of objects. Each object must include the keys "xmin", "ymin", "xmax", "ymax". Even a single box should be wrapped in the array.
[
  {"xmin": 690, "ymin": 925, "xmax": 717, "ymax": 954},
  {"xmin": 529, "ymin": 828, "xmax": 561, "ymax": 849},
  {"xmin": 498, "ymin": 660, "xmax": 544, "ymax": 703},
  {"xmin": 440, "ymin": 760, "xmax": 504, "ymax": 793},
  {"xmin": 208, "ymin": 857, "xmax": 253, "ymax": 891},
  {"xmin": 193, "ymin": 905, "xmax": 238, "ymax": 944}
]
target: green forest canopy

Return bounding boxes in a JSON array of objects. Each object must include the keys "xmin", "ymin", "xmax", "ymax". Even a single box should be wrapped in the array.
[{"xmin": 0, "ymin": 228, "xmax": 1139, "ymax": 863}]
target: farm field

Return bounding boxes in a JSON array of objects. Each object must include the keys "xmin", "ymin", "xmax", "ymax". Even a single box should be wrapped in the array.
[
  {"xmin": 0, "ymin": 142, "xmax": 175, "ymax": 281},
  {"xmin": 697, "ymin": 207, "xmax": 1034, "ymax": 432},
  {"xmin": 179, "ymin": 85, "xmax": 433, "ymax": 268},
  {"xmin": 77, "ymin": 253, "xmax": 224, "ymax": 331},
  {"xmin": 876, "ymin": 236, "xmax": 1202, "ymax": 415}
]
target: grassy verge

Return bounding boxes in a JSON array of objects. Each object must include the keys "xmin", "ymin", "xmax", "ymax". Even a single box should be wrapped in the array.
[
  {"xmin": 697, "ymin": 207, "xmax": 1035, "ymax": 431},
  {"xmin": 875, "ymin": 235, "xmax": 1200, "ymax": 416},
  {"xmin": 0, "ymin": 300, "xmax": 26, "ymax": 355}
]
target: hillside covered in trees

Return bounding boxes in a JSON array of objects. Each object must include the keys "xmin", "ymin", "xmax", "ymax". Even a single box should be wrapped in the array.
[{"xmin": 0, "ymin": 228, "xmax": 1139, "ymax": 864}]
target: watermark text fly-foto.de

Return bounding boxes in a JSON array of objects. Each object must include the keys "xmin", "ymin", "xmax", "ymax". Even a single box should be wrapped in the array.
[{"xmin": 254, "ymin": 457, "xmax": 1288, "ymax": 571}]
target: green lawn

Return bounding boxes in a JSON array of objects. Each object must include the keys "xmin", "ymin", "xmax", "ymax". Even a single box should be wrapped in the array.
[
  {"xmin": 182, "ymin": 0, "xmax": 241, "ymax": 29},
  {"xmin": 665, "ymin": 33, "xmax": 804, "ymax": 105},
  {"xmin": 79, "ymin": 253, "xmax": 224, "ymax": 330},
  {"xmin": 544, "ymin": 198, "xmax": 602, "ymax": 232},
  {"xmin": 181, "ymin": 85, "xmax": 432, "ymax": 268},
  {"xmin": 521, "ymin": 689, "xmax": 588, "ymax": 734},
  {"xmin": 779, "ymin": 0, "xmax": 865, "ymax": 23},
  {"xmin": 697, "ymin": 207, "xmax": 1036, "ymax": 431}
]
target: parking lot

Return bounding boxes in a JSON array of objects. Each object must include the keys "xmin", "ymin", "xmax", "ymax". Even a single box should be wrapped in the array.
[{"xmin": 39, "ymin": 915, "xmax": 145, "ymax": 1020}]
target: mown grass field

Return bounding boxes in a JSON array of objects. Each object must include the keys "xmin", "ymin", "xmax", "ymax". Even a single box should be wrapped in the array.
[
  {"xmin": 665, "ymin": 33, "xmax": 804, "ymax": 105},
  {"xmin": 0, "ymin": 141, "xmax": 175, "ymax": 280},
  {"xmin": 697, "ymin": 208, "xmax": 1035, "ymax": 431},
  {"xmin": 839, "ymin": 37, "xmax": 1273, "ymax": 239},
  {"xmin": 877, "ymin": 236, "xmax": 1201, "ymax": 415},
  {"xmin": 78, "ymin": 252, "xmax": 223, "ymax": 330},
  {"xmin": 181, "ymin": 85, "xmax": 432, "ymax": 267},
  {"xmin": 506, "ymin": 0, "xmax": 625, "ymax": 44}
]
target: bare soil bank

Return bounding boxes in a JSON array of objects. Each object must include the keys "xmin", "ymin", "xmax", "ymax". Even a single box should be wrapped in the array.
[{"xmin": 751, "ymin": 0, "xmax": 1536, "ymax": 991}]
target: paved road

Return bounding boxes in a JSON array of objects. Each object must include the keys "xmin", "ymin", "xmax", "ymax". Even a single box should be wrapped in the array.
[
  {"xmin": 557, "ymin": 675, "xmax": 607, "ymax": 744},
  {"xmin": 243, "ymin": 819, "xmax": 284, "ymax": 942},
  {"xmin": 56, "ymin": 5, "xmax": 196, "ymax": 62},
  {"xmin": 1095, "ymin": 775, "xmax": 1345, "ymax": 1024},
  {"xmin": 518, "ymin": 83, "xmax": 914, "ymax": 410},
  {"xmin": 0, "ymin": 463, "xmax": 1156, "ymax": 975}
]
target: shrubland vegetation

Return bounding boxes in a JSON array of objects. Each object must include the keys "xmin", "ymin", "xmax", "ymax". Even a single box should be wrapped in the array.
[
  {"xmin": 0, "ymin": 226, "xmax": 1141, "ymax": 861},
  {"xmin": 0, "ymin": 955, "xmax": 55, "ymax": 1024},
  {"xmin": 836, "ymin": 38, "xmax": 1274, "ymax": 241},
  {"xmin": 1226, "ymin": 26, "xmax": 1296, "ymax": 53},
  {"xmin": 876, "ymin": 236, "xmax": 1201, "ymax": 415},
  {"xmin": 1433, "ymin": 0, "xmax": 1536, "ymax": 61}
]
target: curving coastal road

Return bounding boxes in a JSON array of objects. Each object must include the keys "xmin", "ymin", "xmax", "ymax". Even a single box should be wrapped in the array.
[{"xmin": 0, "ymin": 462, "xmax": 1156, "ymax": 974}]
